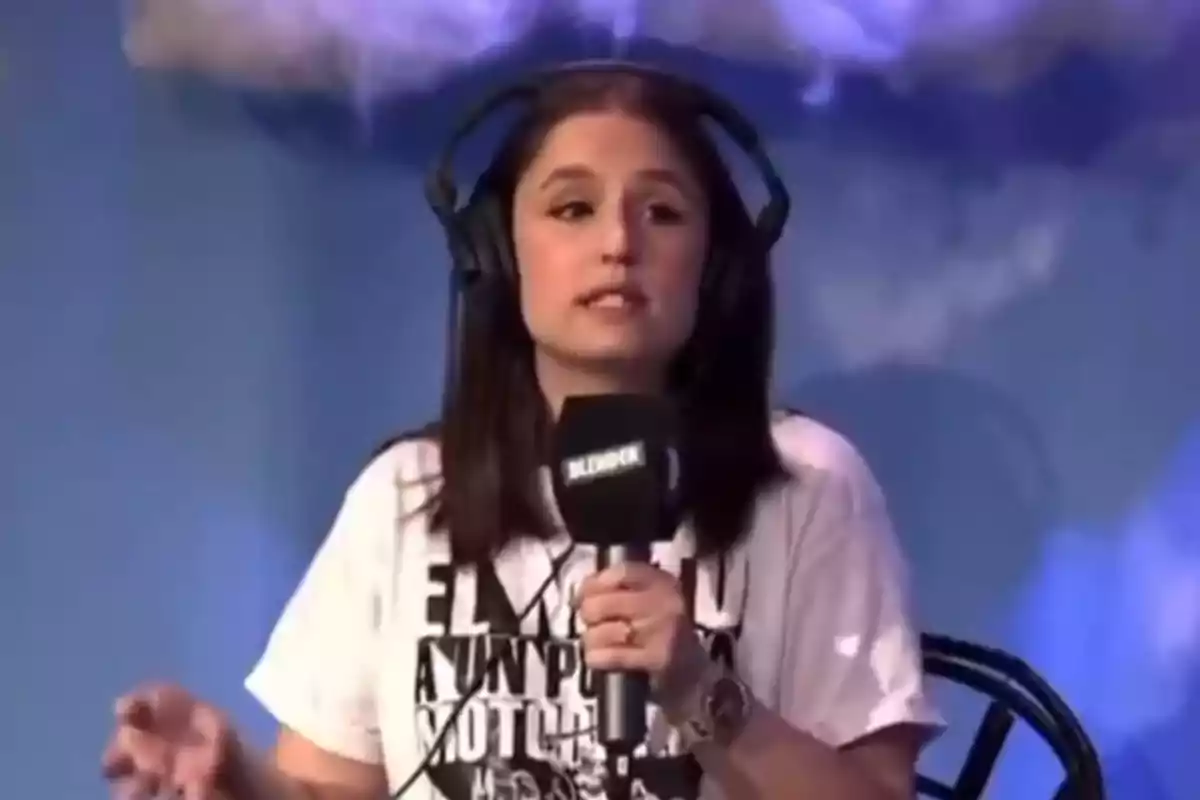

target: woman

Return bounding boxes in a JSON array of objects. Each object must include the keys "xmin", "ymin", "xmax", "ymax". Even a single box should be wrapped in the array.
[{"xmin": 103, "ymin": 65, "xmax": 940, "ymax": 800}]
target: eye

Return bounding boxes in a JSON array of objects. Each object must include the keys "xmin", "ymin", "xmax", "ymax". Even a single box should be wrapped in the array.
[
  {"xmin": 548, "ymin": 200, "xmax": 594, "ymax": 221},
  {"xmin": 647, "ymin": 202, "xmax": 686, "ymax": 225}
]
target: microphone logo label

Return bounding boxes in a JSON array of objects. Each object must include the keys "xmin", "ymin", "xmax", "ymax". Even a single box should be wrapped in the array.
[{"xmin": 563, "ymin": 442, "xmax": 645, "ymax": 484}]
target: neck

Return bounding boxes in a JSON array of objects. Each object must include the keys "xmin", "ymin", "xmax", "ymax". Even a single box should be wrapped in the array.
[{"xmin": 535, "ymin": 352, "xmax": 665, "ymax": 417}]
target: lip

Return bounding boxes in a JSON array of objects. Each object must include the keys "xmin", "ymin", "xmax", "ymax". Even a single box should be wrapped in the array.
[{"xmin": 576, "ymin": 284, "xmax": 648, "ymax": 306}]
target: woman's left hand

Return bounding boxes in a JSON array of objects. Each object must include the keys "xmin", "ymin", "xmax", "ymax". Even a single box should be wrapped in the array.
[{"xmin": 575, "ymin": 562, "xmax": 711, "ymax": 706}]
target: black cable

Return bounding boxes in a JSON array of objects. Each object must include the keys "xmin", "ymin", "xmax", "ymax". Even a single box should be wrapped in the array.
[{"xmin": 389, "ymin": 544, "xmax": 578, "ymax": 798}]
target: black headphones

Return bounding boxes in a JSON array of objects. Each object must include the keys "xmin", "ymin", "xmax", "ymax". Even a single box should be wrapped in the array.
[{"xmin": 424, "ymin": 60, "xmax": 792, "ymax": 382}]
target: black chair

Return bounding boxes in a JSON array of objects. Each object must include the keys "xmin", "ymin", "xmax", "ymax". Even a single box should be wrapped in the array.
[{"xmin": 919, "ymin": 634, "xmax": 1106, "ymax": 800}]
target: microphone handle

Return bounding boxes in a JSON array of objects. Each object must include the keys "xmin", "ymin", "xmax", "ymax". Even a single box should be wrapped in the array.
[{"xmin": 596, "ymin": 544, "xmax": 651, "ymax": 752}]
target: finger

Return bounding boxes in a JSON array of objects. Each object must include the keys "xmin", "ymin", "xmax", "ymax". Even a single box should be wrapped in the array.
[
  {"xmin": 110, "ymin": 775, "xmax": 158, "ymax": 800},
  {"xmin": 109, "ymin": 776, "xmax": 135, "ymax": 800},
  {"xmin": 577, "ymin": 589, "xmax": 645, "ymax": 626},
  {"xmin": 579, "ymin": 581, "xmax": 685, "ymax": 627},
  {"xmin": 582, "ymin": 641, "xmax": 652, "ymax": 672},
  {"xmin": 578, "ymin": 563, "xmax": 665, "ymax": 599},
  {"xmin": 114, "ymin": 695, "xmax": 155, "ymax": 730},
  {"xmin": 113, "ymin": 772, "xmax": 163, "ymax": 800},
  {"xmin": 112, "ymin": 725, "xmax": 175, "ymax": 787},
  {"xmin": 181, "ymin": 784, "xmax": 217, "ymax": 800},
  {"xmin": 190, "ymin": 703, "xmax": 231, "ymax": 748},
  {"xmin": 103, "ymin": 721, "xmax": 167, "ymax": 780},
  {"xmin": 103, "ymin": 728, "xmax": 135, "ymax": 779},
  {"xmin": 176, "ymin": 757, "xmax": 220, "ymax": 800},
  {"xmin": 177, "ymin": 709, "xmax": 233, "ymax": 800},
  {"xmin": 582, "ymin": 620, "xmax": 641, "ymax": 651},
  {"xmin": 588, "ymin": 607, "xmax": 680, "ymax": 646},
  {"xmin": 172, "ymin": 738, "xmax": 223, "ymax": 798},
  {"xmin": 177, "ymin": 773, "xmax": 218, "ymax": 800},
  {"xmin": 144, "ymin": 684, "xmax": 194, "ymax": 731},
  {"xmin": 115, "ymin": 683, "xmax": 180, "ymax": 729}
]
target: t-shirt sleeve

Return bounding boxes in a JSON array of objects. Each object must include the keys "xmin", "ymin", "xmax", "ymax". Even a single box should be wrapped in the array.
[
  {"xmin": 772, "ymin": 429, "xmax": 943, "ymax": 748},
  {"xmin": 243, "ymin": 454, "xmax": 397, "ymax": 764}
]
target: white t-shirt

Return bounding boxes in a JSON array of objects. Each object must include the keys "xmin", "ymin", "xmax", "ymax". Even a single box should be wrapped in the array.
[{"xmin": 245, "ymin": 414, "xmax": 941, "ymax": 799}]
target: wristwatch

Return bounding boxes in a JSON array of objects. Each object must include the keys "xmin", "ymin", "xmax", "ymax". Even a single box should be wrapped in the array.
[{"xmin": 675, "ymin": 662, "xmax": 753, "ymax": 749}]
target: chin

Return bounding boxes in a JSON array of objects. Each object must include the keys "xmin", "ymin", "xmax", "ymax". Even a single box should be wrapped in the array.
[
  {"xmin": 560, "ymin": 344, "xmax": 668, "ymax": 372},
  {"xmin": 576, "ymin": 349, "xmax": 658, "ymax": 368},
  {"xmin": 535, "ymin": 329, "xmax": 683, "ymax": 378}
]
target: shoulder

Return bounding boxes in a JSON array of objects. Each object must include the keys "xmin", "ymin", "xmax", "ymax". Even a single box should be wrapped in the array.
[
  {"xmin": 354, "ymin": 433, "xmax": 442, "ymax": 499},
  {"xmin": 754, "ymin": 412, "xmax": 894, "ymax": 565},
  {"xmin": 323, "ymin": 434, "xmax": 443, "ymax": 564},
  {"xmin": 769, "ymin": 411, "xmax": 882, "ymax": 505}
]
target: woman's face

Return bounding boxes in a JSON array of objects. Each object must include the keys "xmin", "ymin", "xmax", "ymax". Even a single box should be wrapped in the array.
[{"xmin": 511, "ymin": 110, "xmax": 709, "ymax": 383}]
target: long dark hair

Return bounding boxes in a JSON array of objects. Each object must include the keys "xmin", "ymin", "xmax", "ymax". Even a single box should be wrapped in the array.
[{"xmin": 401, "ymin": 70, "xmax": 787, "ymax": 564}]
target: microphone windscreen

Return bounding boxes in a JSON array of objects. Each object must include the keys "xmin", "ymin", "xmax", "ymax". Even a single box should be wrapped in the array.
[{"xmin": 550, "ymin": 394, "xmax": 680, "ymax": 547}]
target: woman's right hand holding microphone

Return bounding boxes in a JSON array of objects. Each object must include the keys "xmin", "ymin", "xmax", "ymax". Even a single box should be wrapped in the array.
[{"xmin": 102, "ymin": 684, "xmax": 240, "ymax": 800}]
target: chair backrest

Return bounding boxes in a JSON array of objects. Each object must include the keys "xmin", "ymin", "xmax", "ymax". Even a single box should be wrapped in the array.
[{"xmin": 918, "ymin": 633, "xmax": 1106, "ymax": 800}]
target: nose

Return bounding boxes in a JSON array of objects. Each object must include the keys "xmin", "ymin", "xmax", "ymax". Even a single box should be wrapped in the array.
[{"xmin": 599, "ymin": 202, "xmax": 642, "ymax": 267}]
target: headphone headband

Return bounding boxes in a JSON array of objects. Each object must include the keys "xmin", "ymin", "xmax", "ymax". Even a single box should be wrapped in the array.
[{"xmin": 424, "ymin": 60, "xmax": 791, "ymax": 249}]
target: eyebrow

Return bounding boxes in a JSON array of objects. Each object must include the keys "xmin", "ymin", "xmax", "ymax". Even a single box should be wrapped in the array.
[{"xmin": 537, "ymin": 164, "xmax": 694, "ymax": 196}]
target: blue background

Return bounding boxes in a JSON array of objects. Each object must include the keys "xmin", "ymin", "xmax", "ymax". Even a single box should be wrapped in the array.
[{"xmin": 2, "ymin": 4, "xmax": 1197, "ymax": 797}]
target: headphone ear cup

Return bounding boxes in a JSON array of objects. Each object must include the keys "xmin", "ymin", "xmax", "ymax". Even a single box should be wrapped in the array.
[
  {"xmin": 453, "ymin": 194, "xmax": 513, "ymax": 285},
  {"xmin": 696, "ymin": 218, "xmax": 772, "ymax": 355},
  {"xmin": 446, "ymin": 208, "xmax": 483, "ymax": 286},
  {"xmin": 478, "ymin": 195, "xmax": 516, "ymax": 282},
  {"xmin": 700, "ymin": 247, "xmax": 744, "ymax": 323}
]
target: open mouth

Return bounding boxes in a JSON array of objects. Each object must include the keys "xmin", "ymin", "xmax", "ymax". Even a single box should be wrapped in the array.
[{"xmin": 578, "ymin": 287, "xmax": 647, "ymax": 310}]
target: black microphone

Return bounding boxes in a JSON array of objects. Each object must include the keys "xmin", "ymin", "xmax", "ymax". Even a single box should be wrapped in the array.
[{"xmin": 550, "ymin": 393, "xmax": 681, "ymax": 800}]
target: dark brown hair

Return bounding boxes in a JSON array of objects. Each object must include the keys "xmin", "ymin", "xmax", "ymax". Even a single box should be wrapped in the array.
[{"xmin": 402, "ymin": 70, "xmax": 787, "ymax": 564}]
